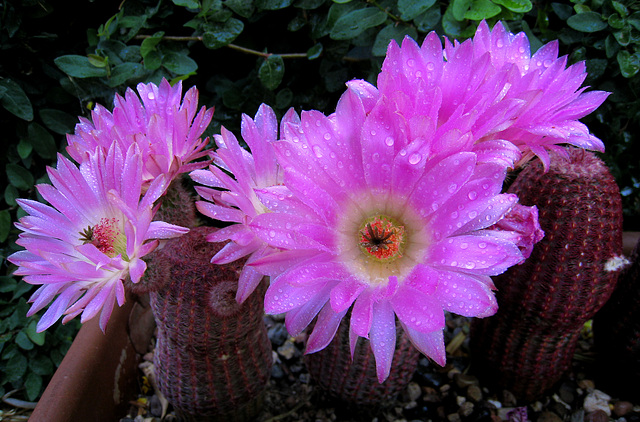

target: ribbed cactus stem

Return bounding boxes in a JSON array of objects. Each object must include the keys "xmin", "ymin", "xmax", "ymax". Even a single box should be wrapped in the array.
[
  {"xmin": 304, "ymin": 314, "xmax": 419, "ymax": 406},
  {"xmin": 148, "ymin": 226, "xmax": 272, "ymax": 421},
  {"xmin": 593, "ymin": 236, "xmax": 640, "ymax": 400},
  {"xmin": 469, "ymin": 148, "xmax": 623, "ymax": 403}
]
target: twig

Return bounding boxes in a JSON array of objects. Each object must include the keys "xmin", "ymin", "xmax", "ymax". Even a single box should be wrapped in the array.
[
  {"xmin": 134, "ymin": 35, "xmax": 308, "ymax": 59},
  {"xmin": 263, "ymin": 401, "xmax": 305, "ymax": 422}
]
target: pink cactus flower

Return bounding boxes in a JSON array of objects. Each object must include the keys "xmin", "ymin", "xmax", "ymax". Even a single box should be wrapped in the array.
[
  {"xmin": 66, "ymin": 78, "xmax": 214, "ymax": 183},
  {"xmin": 8, "ymin": 143, "xmax": 189, "ymax": 332},
  {"xmin": 487, "ymin": 204, "xmax": 545, "ymax": 259},
  {"xmin": 248, "ymin": 83, "xmax": 532, "ymax": 382},
  {"xmin": 191, "ymin": 104, "xmax": 299, "ymax": 302},
  {"xmin": 378, "ymin": 21, "xmax": 609, "ymax": 170}
]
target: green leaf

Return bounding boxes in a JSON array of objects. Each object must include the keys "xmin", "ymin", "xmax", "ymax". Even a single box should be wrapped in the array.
[
  {"xmin": 256, "ymin": 0, "xmax": 293, "ymax": 10},
  {"xmin": 414, "ymin": 7, "xmax": 441, "ymax": 32},
  {"xmin": 0, "ymin": 79, "xmax": 34, "ymax": 121},
  {"xmin": 172, "ymin": 0, "xmax": 200, "ymax": 8},
  {"xmin": 275, "ymin": 88, "xmax": 293, "ymax": 109},
  {"xmin": 306, "ymin": 43, "xmax": 323, "ymax": 60},
  {"xmin": 24, "ymin": 372, "xmax": 42, "ymax": 402},
  {"xmin": 617, "ymin": 50, "xmax": 640, "ymax": 77},
  {"xmin": 611, "ymin": 1, "xmax": 628, "ymax": 17},
  {"xmin": 163, "ymin": 53, "xmax": 198, "ymax": 75},
  {"xmin": 465, "ymin": 0, "xmax": 502, "ymax": 20},
  {"xmin": 29, "ymin": 354, "xmax": 54, "ymax": 376},
  {"xmin": 26, "ymin": 321, "xmax": 45, "ymax": 347},
  {"xmin": 5, "ymin": 353, "xmax": 27, "ymax": 382},
  {"xmin": 39, "ymin": 109, "xmax": 77, "ymax": 135},
  {"xmin": 0, "ymin": 210, "xmax": 10, "ymax": 243},
  {"xmin": 54, "ymin": 55, "xmax": 108, "ymax": 78},
  {"xmin": 398, "ymin": 0, "xmax": 436, "ymax": 21},
  {"xmin": 567, "ymin": 12, "xmax": 608, "ymax": 32},
  {"xmin": 143, "ymin": 50, "xmax": 163, "ymax": 71},
  {"xmin": 28, "ymin": 122, "xmax": 57, "ymax": 160},
  {"xmin": 259, "ymin": 55, "xmax": 285, "ymax": 90},
  {"xmin": 17, "ymin": 140, "xmax": 33, "ymax": 159},
  {"xmin": 6, "ymin": 164, "xmax": 34, "ymax": 191},
  {"xmin": 551, "ymin": 2, "xmax": 573, "ymax": 20},
  {"xmin": 107, "ymin": 63, "xmax": 146, "ymax": 87},
  {"xmin": 226, "ymin": 0, "xmax": 255, "ymax": 17},
  {"xmin": 451, "ymin": 0, "xmax": 472, "ymax": 21},
  {"xmin": 372, "ymin": 24, "xmax": 418, "ymax": 57},
  {"xmin": 5, "ymin": 185, "xmax": 18, "ymax": 207},
  {"xmin": 140, "ymin": 32, "xmax": 164, "ymax": 58},
  {"xmin": 202, "ymin": 18, "xmax": 245, "ymax": 49},
  {"xmin": 608, "ymin": 14, "xmax": 625, "ymax": 29},
  {"xmin": 491, "ymin": 0, "xmax": 532, "ymax": 13},
  {"xmin": 330, "ymin": 7, "xmax": 388, "ymax": 40},
  {"xmin": 332, "ymin": 0, "xmax": 353, "ymax": 3},
  {"xmin": 0, "ymin": 276, "xmax": 17, "ymax": 294},
  {"xmin": 12, "ymin": 282, "xmax": 33, "ymax": 302},
  {"xmin": 87, "ymin": 54, "xmax": 108, "ymax": 68},
  {"xmin": 15, "ymin": 331, "xmax": 34, "ymax": 351}
]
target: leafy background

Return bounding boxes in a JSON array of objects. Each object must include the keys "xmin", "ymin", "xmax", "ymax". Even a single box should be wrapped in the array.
[{"xmin": 1, "ymin": 0, "xmax": 638, "ymax": 404}]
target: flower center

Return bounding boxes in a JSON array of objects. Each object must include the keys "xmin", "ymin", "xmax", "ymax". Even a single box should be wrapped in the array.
[
  {"xmin": 79, "ymin": 218, "xmax": 127, "ymax": 259},
  {"xmin": 358, "ymin": 215, "xmax": 405, "ymax": 262}
]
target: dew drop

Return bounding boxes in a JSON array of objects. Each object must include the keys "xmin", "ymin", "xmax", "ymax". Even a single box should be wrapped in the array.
[
  {"xmin": 408, "ymin": 153, "xmax": 421, "ymax": 165},
  {"xmin": 312, "ymin": 145, "xmax": 323, "ymax": 158},
  {"xmin": 323, "ymin": 132, "xmax": 331, "ymax": 140},
  {"xmin": 496, "ymin": 39, "xmax": 504, "ymax": 48},
  {"xmin": 269, "ymin": 230, "xmax": 276, "ymax": 238},
  {"xmin": 372, "ymin": 152, "xmax": 380, "ymax": 163},
  {"xmin": 147, "ymin": 92, "xmax": 155, "ymax": 100},
  {"xmin": 427, "ymin": 62, "xmax": 435, "ymax": 71},
  {"xmin": 448, "ymin": 183, "xmax": 458, "ymax": 193},
  {"xmin": 384, "ymin": 136, "xmax": 394, "ymax": 147},
  {"xmin": 468, "ymin": 191, "xmax": 478, "ymax": 200}
]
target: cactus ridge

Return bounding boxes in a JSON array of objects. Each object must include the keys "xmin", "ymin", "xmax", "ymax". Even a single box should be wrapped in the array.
[
  {"xmin": 150, "ymin": 226, "xmax": 272, "ymax": 421},
  {"xmin": 470, "ymin": 148, "xmax": 623, "ymax": 402}
]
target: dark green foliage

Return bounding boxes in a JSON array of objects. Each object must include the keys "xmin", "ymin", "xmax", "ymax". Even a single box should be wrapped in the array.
[{"xmin": 1, "ymin": 0, "xmax": 639, "ymax": 404}]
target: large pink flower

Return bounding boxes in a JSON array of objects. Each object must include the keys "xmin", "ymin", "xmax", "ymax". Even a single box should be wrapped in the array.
[
  {"xmin": 191, "ymin": 104, "xmax": 298, "ymax": 302},
  {"xmin": 66, "ymin": 78, "xmax": 214, "ymax": 182},
  {"xmin": 248, "ymin": 83, "xmax": 534, "ymax": 382},
  {"xmin": 378, "ymin": 21, "xmax": 609, "ymax": 170},
  {"xmin": 8, "ymin": 143, "xmax": 188, "ymax": 332}
]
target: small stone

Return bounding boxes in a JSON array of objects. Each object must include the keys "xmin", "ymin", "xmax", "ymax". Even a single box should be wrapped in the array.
[
  {"xmin": 268, "ymin": 324, "xmax": 289, "ymax": 346},
  {"xmin": 614, "ymin": 401, "xmax": 634, "ymax": 417},
  {"xmin": 502, "ymin": 390, "xmax": 517, "ymax": 407},
  {"xmin": 585, "ymin": 410, "xmax": 609, "ymax": 422},
  {"xmin": 456, "ymin": 395, "xmax": 466, "ymax": 406},
  {"xmin": 558, "ymin": 382, "xmax": 576, "ymax": 404},
  {"xmin": 583, "ymin": 390, "xmax": 611, "ymax": 416},
  {"xmin": 454, "ymin": 373, "xmax": 479, "ymax": 389},
  {"xmin": 447, "ymin": 412, "xmax": 462, "ymax": 422},
  {"xmin": 271, "ymin": 364, "xmax": 284, "ymax": 379},
  {"xmin": 459, "ymin": 401, "xmax": 474, "ymax": 418},
  {"xmin": 277, "ymin": 340, "xmax": 297, "ymax": 360},
  {"xmin": 537, "ymin": 411, "xmax": 563, "ymax": 422},
  {"xmin": 407, "ymin": 382, "xmax": 422, "ymax": 402},
  {"xmin": 467, "ymin": 384, "xmax": 483, "ymax": 403},
  {"xmin": 578, "ymin": 379, "xmax": 596, "ymax": 391},
  {"xmin": 148, "ymin": 395, "xmax": 162, "ymax": 418}
]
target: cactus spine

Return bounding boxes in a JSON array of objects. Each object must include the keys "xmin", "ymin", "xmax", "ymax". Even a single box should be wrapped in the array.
[{"xmin": 469, "ymin": 148, "xmax": 623, "ymax": 402}]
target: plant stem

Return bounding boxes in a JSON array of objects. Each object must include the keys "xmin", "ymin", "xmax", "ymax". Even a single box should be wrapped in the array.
[{"xmin": 134, "ymin": 35, "xmax": 308, "ymax": 59}]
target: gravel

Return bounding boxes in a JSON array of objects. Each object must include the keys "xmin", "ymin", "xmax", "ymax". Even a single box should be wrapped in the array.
[{"xmin": 119, "ymin": 313, "xmax": 640, "ymax": 422}]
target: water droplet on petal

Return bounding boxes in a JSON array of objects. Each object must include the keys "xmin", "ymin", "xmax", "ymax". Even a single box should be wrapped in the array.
[
  {"xmin": 312, "ymin": 145, "xmax": 323, "ymax": 158},
  {"xmin": 384, "ymin": 136, "xmax": 394, "ymax": 147},
  {"xmin": 409, "ymin": 153, "xmax": 421, "ymax": 165},
  {"xmin": 468, "ymin": 191, "xmax": 477, "ymax": 200}
]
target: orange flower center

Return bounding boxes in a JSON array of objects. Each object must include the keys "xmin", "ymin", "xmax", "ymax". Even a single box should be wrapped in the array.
[{"xmin": 358, "ymin": 216, "xmax": 405, "ymax": 262}]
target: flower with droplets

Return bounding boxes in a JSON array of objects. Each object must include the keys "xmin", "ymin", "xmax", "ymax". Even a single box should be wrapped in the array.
[
  {"xmin": 248, "ymin": 82, "xmax": 533, "ymax": 383},
  {"xmin": 377, "ymin": 20, "xmax": 609, "ymax": 170},
  {"xmin": 190, "ymin": 104, "xmax": 297, "ymax": 303},
  {"xmin": 8, "ymin": 142, "xmax": 189, "ymax": 332},
  {"xmin": 66, "ymin": 78, "xmax": 214, "ymax": 183}
]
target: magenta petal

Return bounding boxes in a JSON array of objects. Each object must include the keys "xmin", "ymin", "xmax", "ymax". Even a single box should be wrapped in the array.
[
  {"xmin": 285, "ymin": 284, "xmax": 332, "ymax": 336},
  {"xmin": 329, "ymin": 277, "xmax": 366, "ymax": 313},
  {"xmin": 369, "ymin": 300, "xmax": 397, "ymax": 383},
  {"xmin": 435, "ymin": 271, "xmax": 498, "ymax": 317},
  {"xmin": 350, "ymin": 288, "xmax": 374, "ymax": 338},
  {"xmin": 401, "ymin": 324, "xmax": 446, "ymax": 366},
  {"xmin": 389, "ymin": 284, "xmax": 445, "ymax": 333},
  {"xmin": 264, "ymin": 275, "xmax": 331, "ymax": 314},
  {"xmin": 305, "ymin": 303, "xmax": 347, "ymax": 354}
]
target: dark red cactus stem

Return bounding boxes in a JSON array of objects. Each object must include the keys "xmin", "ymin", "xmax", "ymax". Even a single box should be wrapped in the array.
[
  {"xmin": 469, "ymin": 147, "xmax": 623, "ymax": 403},
  {"xmin": 593, "ymin": 235, "xmax": 640, "ymax": 400},
  {"xmin": 304, "ymin": 311, "xmax": 420, "ymax": 407},
  {"xmin": 148, "ymin": 226, "xmax": 272, "ymax": 421}
]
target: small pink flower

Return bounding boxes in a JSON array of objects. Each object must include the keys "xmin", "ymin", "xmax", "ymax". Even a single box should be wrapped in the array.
[
  {"xmin": 191, "ymin": 104, "xmax": 298, "ymax": 302},
  {"xmin": 8, "ymin": 142, "xmax": 188, "ymax": 332},
  {"xmin": 66, "ymin": 78, "xmax": 214, "ymax": 183},
  {"xmin": 488, "ymin": 204, "xmax": 544, "ymax": 259}
]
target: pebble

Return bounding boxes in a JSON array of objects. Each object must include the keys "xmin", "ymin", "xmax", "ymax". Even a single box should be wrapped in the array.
[
  {"xmin": 447, "ymin": 412, "xmax": 462, "ymax": 422},
  {"xmin": 454, "ymin": 373, "xmax": 479, "ymax": 389},
  {"xmin": 578, "ymin": 379, "xmax": 596, "ymax": 391},
  {"xmin": 148, "ymin": 395, "xmax": 162, "ymax": 417},
  {"xmin": 406, "ymin": 382, "xmax": 421, "ymax": 402},
  {"xmin": 559, "ymin": 382, "xmax": 576, "ymax": 404},
  {"xmin": 584, "ymin": 409, "xmax": 609, "ymax": 422},
  {"xmin": 277, "ymin": 340, "xmax": 297, "ymax": 360},
  {"xmin": 467, "ymin": 384, "xmax": 483, "ymax": 403},
  {"xmin": 537, "ymin": 411, "xmax": 564, "ymax": 422},
  {"xmin": 502, "ymin": 389, "xmax": 517, "ymax": 407},
  {"xmin": 614, "ymin": 401, "xmax": 634, "ymax": 417},
  {"xmin": 583, "ymin": 390, "xmax": 611, "ymax": 416},
  {"xmin": 267, "ymin": 324, "xmax": 289, "ymax": 346},
  {"xmin": 458, "ymin": 401, "xmax": 474, "ymax": 417}
]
